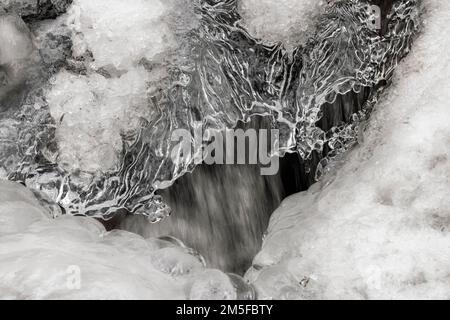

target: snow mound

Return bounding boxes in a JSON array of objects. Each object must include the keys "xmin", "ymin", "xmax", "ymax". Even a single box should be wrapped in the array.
[
  {"xmin": 46, "ymin": 67, "xmax": 153, "ymax": 172},
  {"xmin": 68, "ymin": 0, "xmax": 180, "ymax": 70},
  {"xmin": 248, "ymin": 0, "xmax": 450, "ymax": 300},
  {"xmin": 239, "ymin": 0, "xmax": 325, "ymax": 47},
  {"xmin": 0, "ymin": 180, "xmax": 241, "ymax": 300}
]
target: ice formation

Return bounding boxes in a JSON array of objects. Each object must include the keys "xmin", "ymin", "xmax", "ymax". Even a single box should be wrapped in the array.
[
  {"xmin": 0, "ymin": 180, "xmax": 249, "ymax": 299},
  {"xmin": 67, "ymin": 0, "xmax": 183, "ymax": 70},
  {"xmin": 239, "ymin": 0, "xmax": 325, "ymax": 48},
  {"xmin": 46, "ymin": 67, "xmax": 153, "ymax": 172},
  {"xmin": 248, "ymin": 0, "xmax": 450, "ymax": 299},
  {"xmin": 1, "ymin": 0, "xmax": 448, "ymax": 301},
  {"xmin": 1, "ymin": 0, "xmax": 420, "ymax": 219}
]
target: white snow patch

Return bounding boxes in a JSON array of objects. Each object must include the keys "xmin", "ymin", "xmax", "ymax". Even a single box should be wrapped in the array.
[
  {"xmin": 46, "ymin": 66, "xmax": 153, "ymax": 172},
  {"xmin": 67, "ymin": 0, "xmax": 174, "ymax": 70},
  {"xmin": 44, "ymin": 0, "xmax": 197, "ymax": 173},
  {"xmin": 239, "ymin": 0, "xmax": 325, "ymax": 47},
  {"xmin": 0, "ymin": 180, "xmax": 236, "ymax": 300}
]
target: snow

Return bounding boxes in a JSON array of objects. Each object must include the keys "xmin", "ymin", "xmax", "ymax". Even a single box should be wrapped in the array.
[
  {"xmin": 0, "ymin": 14, "xmax": 33, "ymax": 63},
  {"xmin": 0, "ymin": 12, "xmax": 37, "ymax": 100},
  {"xmin": 46, "ymin": 67, "xmax": 153, "ymax": 172},
  {"xmin": 248, "ymin": 0, "xmax": 450, "ymax": 300},
  {"xmin": 1, "ymin": 0, "xmax": 450, "ymax": 300},
  {"xmin": 68, "ymin": 0, "xmax": 181, "ymax": 70},
  {"xmin": 0, "ymin": 180, "xmax": 239, "ymax": 299},
  {"xmin": 239, "ymin": 0, "xmax": 325, "ymax": 48},
  {"xmin": 43, "ymin": 0, "xmax": 198, "ymax": 173}
]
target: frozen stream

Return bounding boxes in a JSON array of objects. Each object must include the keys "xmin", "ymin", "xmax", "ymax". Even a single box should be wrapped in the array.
[{"xmin": 1, "ymin": 0, "xmax": 448, "ymax": 300}]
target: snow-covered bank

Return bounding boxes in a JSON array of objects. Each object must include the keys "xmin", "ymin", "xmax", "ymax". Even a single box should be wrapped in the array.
[
  {"xmin": 248, "ymin": 0, "xmax": 450, "ymax": 299},
  {"xmin": 0, "ymin": 180, "xmax": 243, "ymax": 299}
]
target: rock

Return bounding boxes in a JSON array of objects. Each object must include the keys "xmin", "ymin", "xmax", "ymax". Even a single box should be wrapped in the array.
[{"xmin": 1, "ymin": 0, "xmax": 73, "ymax": 21}]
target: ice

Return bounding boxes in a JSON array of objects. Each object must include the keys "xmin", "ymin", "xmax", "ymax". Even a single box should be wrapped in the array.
[
  {"xmin": 239, "ymin": 0, "xmax": 325, "ymax": 48},
  {"xmin": 0, "ymin": 0, "xmax": 38, "ymax": 17},
  {"xmin": 249, "ymin": 0, "xmax": 450, "ymax": 300},
  {"xmin": 4, "ymin": 0, "xmax": 419, "ymax": 219},
  {"xmin": 67, "ymin": 0, "xmax": 179, "ymax": 70},
  {"xmin": 30, "ymin": 15, "xmax": 72, "ymax": 74},
  {"xmin": 0, "ymin": 181, "xmax": 49, "ymax": 235},
  {"xmin": 189, "ymin": 269, "xmax": 237, "ymax": 300},
  {"xmin": 0, "ymin": 180, "xmax": 238, "ymax": 299},
  {"xmin": 46, "ymin": 66, "xmax": 153, "ymax": 172},
  {"xmin": 42, "ymin": 0, "xmax": 198, "ymax": 173},
  {"xmin": 0, "ymin": 14, "xmax": 33, "ymax": 63},
  {"xmin": 0, "ymin": 12, "xmax": 37, "ymax": 101},
  {"xmin": 150, "ymin": 247, "xmax": 205, "ymax": 276}
]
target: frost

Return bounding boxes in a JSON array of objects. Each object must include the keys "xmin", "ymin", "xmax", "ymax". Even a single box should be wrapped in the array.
[{"xmin": 249, "ymin": 0, "xmax": 450, "ymax": 300}]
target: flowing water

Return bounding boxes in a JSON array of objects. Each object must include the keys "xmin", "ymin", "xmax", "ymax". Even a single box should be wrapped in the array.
[{"xmin": 0, "ymin": 0, "xmax": 422, "ymax": 274}]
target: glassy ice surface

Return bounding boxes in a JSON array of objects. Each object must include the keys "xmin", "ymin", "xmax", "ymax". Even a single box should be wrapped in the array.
[
  {"xmin": 1, "ymin": 0, "xmax": 449, "ymax": 300},
  {"xmin": 1, "ymin": 0, "xmax": 420, "ymax": 218}
]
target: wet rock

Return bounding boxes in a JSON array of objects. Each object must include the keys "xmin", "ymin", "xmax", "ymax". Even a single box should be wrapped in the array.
[{"xmin": 1, "ymin": 0, "xmax": 73, "ymax": 21}]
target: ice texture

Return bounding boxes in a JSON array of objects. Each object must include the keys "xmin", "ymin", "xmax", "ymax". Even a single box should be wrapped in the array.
[
  {"xmin": 1, "ymin": 0, "xmax": 421, "ymax": 219},
  {"xmin": 248, "ymin": 0, "xmax": 450, "ymax": 299},
  {"xmin": 0, "ymin": 180, "xmax": 243, "ymax": 299}
]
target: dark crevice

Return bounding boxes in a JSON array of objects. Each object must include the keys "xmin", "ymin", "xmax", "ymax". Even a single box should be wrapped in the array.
[{"xmin": 21, "ymin": 0, "xmax": 73, "ymax": 23}]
